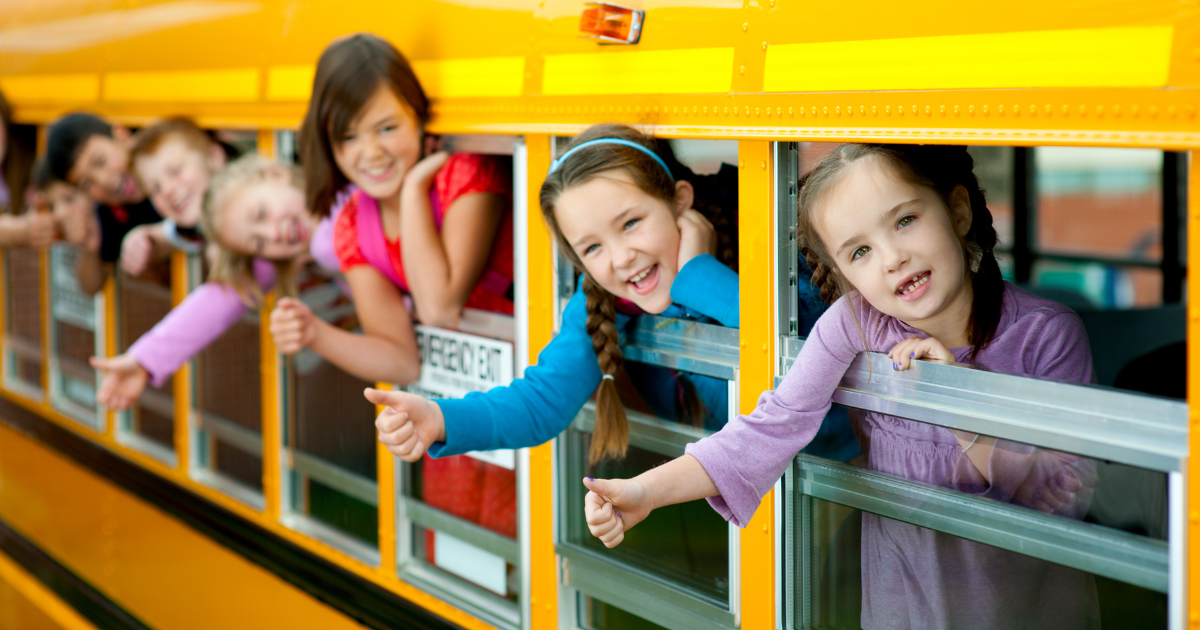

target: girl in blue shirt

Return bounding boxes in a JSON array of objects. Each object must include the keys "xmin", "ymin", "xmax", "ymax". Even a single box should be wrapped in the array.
[{"xmin": 368, "ymin": 123, "xmax": 741, "ymax": 464}]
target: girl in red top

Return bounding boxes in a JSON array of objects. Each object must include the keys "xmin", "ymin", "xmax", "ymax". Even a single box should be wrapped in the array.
[{"xmin": 269, "ymin": 33, "xmax": 517, "ymax": 573}]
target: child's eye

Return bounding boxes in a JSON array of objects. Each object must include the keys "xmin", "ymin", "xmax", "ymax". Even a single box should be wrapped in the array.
[
  {"xmin": 256, "ymin": 204, "xmax": 267, "ymax": 221},
  {"xmin": 342, "ymin": 134, "xmax": 356, "ymax": 143},
  {"xmin": 381, "ymin": 124, "xmax": 397, "ymax": 134},
  {"xmin": 852, "ymin": 246, "xmax": 870, "ymax": 260},
  {"xmin": 583, "ymin": 243, "xmax": 599, "ymax": 256},
  {"xmin": 624, "ymin": 218, "xmax": 640, "ymax": 230},
  {"xmin": 897, "ymin": 215, "xmax": 915, "ymax": 228}
]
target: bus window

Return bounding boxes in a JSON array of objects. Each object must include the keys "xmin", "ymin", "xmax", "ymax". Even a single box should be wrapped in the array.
[
  {"xmin": 279, "ymin": 269, "xmax": 380, "ymax": 562},
  {"xmin": 393, "ymin": 135, "xmax": 522, "ymax": 626},
  {"xmin": 114, "ymin": 272, "xmax": 176, "ymax": 464},
  {"xmin": 556, "ymin": 137, "xmax": 741, "ymax": 630},
  {"xmin": 47, "ymin": 244, "xmax": 103, "ymax": 430},
  {"xmin": 3, "ymin": 249, "xmax": 42, "ymax": 397}
]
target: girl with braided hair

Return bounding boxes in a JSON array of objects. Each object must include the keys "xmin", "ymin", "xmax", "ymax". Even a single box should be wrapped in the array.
[
  {"xmin": 368, "ymin": 123, "xmax": 747, "ymax": 465},
  {"xmin": 585, "ymin": 144, "xmax": 1102, "ymax": 629}
]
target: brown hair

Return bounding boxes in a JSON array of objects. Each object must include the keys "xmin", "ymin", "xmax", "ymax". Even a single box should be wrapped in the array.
[
  {"xmin": 127, "ymin": 117, "xmax": 221, "ymax": 191},
  {"xmin": 797, "ymin": 144, "xmax": 1003, "ymax": 359},
  {"xmin": 298, "ymin": 33, "xmax": 428, "ymax": 218},
  {"xmin": 0, "ymin": 90, "xmax": 34, "ymax": 214},
  {"xmin": 201, "ymin": 154, "xmax": 304, "ymax": 305},
  {"xmin": 540, "ymin": 123, "xmax": 736, "ymax": 463}
]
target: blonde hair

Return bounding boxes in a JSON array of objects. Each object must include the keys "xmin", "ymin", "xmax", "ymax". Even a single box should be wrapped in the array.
[{"xmin": 201, "ymin": 154, "xmax": 304, "ymax": 305}]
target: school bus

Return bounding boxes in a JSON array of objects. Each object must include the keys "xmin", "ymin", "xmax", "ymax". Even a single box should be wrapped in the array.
[{"xmin": 0, "ymin": 1, "xmax": 1194, "ymax": 629}]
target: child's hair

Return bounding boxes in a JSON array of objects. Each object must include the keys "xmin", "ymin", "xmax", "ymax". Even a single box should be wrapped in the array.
[
  {"xmin": 127, "ymin": 117, "xmax": 229, "ymax": 190},
  {"xmin": 797, "ymin": 144, "xmax": 1003, "ymax": 359},
  {"xmin": 298, "ymin": 33, "xmax": 429, "ymax": 218},
  {"xmin": 0, "ymin": 89, "xmax": 35, "ymax": 213},
  {"xmin": 201, "ymin": 154, "xmax": 304, "ymax": 305},
  {"xmin": 539, "ymin": 123, "xmax": 737, "ymax": 463},
  {"xmin": 45, "ymin": 113, "xmax": 112, "ymax": 182}
]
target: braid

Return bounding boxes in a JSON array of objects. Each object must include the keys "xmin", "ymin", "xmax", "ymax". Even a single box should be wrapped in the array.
[{"xmin": 582, "ymin": 275, "xmax": 629, "ymax": 463}]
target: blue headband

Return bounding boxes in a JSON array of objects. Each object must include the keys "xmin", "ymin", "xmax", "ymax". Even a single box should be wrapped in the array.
[{"xmin": 548, "ymin": 138, "xmax": 675, "ymax": 182}]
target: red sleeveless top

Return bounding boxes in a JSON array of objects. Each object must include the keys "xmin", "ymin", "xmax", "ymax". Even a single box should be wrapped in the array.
[{"xmin": 334, "ymin": 153, "xmax": 514, "ymax": 315}]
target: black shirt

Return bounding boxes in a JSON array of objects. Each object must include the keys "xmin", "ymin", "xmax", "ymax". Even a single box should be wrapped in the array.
[{"xmin": 96, "ymin": 199, "xmax": 161, "ymax": 263}]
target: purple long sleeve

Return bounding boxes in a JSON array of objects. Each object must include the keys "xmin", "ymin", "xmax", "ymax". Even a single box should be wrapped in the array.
[
  {"xmin": 128, "ymin": 260, "xmax": 275, "ymax": 387},
  {"xmin": 686, "ymin": 282, "xmax": 1099, "ymax": 630}
]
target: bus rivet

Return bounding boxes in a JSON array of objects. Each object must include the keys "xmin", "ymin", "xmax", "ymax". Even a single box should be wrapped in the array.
[
  {"xmin": 740, "ymin": 340, "xmax": 746, "ymax": 348},
  {"xmin": 740, "ymin": 65, "xmax": 746, "ymax": 75},
  {"xmin": 762, "ymin": 41, "xmax": 768, "ymax": 51},
  {"xmin": 762, "ymin": 344, "xmax": 767, "ymax": 352},
  {"xmin": 763, "ymin": 526, "xmax": 768, "ymax": 533},
  {"xmin": 743, "ymin": 22, "xmax": 749, "ymax": 32},
  {"xmin": 761, "ymin": 161, "xmax": 767, "ymax": 170}
]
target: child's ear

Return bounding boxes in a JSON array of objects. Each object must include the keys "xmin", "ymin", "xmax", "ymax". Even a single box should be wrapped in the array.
[
  {"xmin": 672, "ymin": 180, "xmax": 694, "ymax": 214},
  {"xmin": 208, "ymin": 144, "xmax": 227, "ymax": 172},
  {"xmin": 949, "ymin": 184, "xmax": 972, "ymax": 237}
]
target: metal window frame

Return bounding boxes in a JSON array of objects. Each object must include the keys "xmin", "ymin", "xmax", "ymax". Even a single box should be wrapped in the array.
[
  {"xmin": 774, "ymin": 143, "xmax": 1189, "ymax": 629},
  {"xmin": 111, "ymin": 273, "xmax": 179, "ymax": 465},
  {"xmin": 45, "ymin": 244, "xmax": 105, "ymax": 432},
  {"xmin": 392, "ymin": 136, "xmax": 527, "ymax": 630},
  {"xmin": 2, "ymin": 251, "xmax": 44, "ymax": 399}
]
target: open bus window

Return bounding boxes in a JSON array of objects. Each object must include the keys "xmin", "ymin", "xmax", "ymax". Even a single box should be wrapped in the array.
[
  {"xmin": 392, "ymin": 135, "xmax": 523, "ymax": 626},
  {"xmin": 47, "ymin": 244, "xmax": 103, "ymax": 430},
  {"xmin": 555, "ymin": 137, "xmax": 741, "ymax": 630},
  {"xmin": 3, "ymin": 249, "xmax": 42, "ymax": 397},
  {"xmin": 279, "ymin": 267, "xmax": 380, "ymax": 561},
  {"xmin": 114, "ymin": 273, "xmax": 175, "ymax": 463}
]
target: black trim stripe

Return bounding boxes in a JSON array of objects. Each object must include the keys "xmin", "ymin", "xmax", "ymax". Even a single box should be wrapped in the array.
[
  {"xmin": 0, "ymin": 395, "xmax": 463, "ymax": 630},
  {"xmin": 0, "ymin": 518, "xmax": 150, "ymax": 630}
]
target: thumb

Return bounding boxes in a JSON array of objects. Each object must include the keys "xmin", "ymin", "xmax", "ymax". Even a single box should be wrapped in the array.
[
  {"xmin": 364, "ymin": 387, "xmax": 403, "ymax": 407},
  {"xmin": 583, "ymin": 477, "xmax": 618, "ymax": 499},
  {"xmin": 89, "ymin": 356, "xmax": 115, "ymax": 371}
]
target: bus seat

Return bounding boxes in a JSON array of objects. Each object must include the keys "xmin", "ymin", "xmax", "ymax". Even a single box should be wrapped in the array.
[{"xmin": 1075, "ymin": 305, "xmax": 1185, "ymax": 387}]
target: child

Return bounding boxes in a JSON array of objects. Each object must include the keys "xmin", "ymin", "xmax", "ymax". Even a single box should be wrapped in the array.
[
  {"xmin": 44, "ymin": 113, "xmax": 163, "ymax": 294},
  {"xmin": 367, "ymin": 123, "xmax": 742, "ymax": 465},
  {"xmin": 119, "ymin": 117, "xmax": 239, "ymax": 275},
  {"xmin": 0, "ymin": 87, "xmax": 34, "ymax": 215},
  {"xmin": 267, "ymin": 32, "xmax": 513, "ymax": 386},
  {"xmin": 89, "ymin": 152, "xmax": 345, "ymax": 411},
  {"xmin": 26, "ymin": 157, "xmax": 98, "ymax": 253},
  {"xmin": 582, "ymin": 144, "xmax": 1100, "ymax": 629}
]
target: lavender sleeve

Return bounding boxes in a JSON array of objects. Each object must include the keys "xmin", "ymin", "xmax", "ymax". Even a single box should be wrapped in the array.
[
  {"xmin": 685, "ymin": 297, "xmax": 864, "ymax": 527},
  {"xmin": 127, "ymin": 261, "xmax": 275, "ymax": 387}
]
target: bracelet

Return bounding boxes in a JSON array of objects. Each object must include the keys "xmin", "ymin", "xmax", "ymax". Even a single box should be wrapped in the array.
[{"xmin": 962, "ymin": 434, "xmax": 980, "ymax": 453}]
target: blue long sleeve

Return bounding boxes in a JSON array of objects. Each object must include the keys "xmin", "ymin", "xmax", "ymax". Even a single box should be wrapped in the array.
[
  {"xmin": 430, "ymin": 256, "xmax": 740, "ymax": 456},
  {"xmin": 430, "ymin": 288, "xmax": 625, "ymax": 456},
  {"xmin": 669, "ymin": 254, "xmax": 740, "ymax": 327}
]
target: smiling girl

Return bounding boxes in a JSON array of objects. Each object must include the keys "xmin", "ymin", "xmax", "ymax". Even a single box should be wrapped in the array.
[
  {"xmin": 367, "ymin": 123, "xmax": 742, "ymax": 465},
  {"xmin": 582, "ymin": 144, "xmax": 1100, "ymax": 629},
  {"xmin": 266, "ymin": 33, "xmax": 513, "ymax": 386}
]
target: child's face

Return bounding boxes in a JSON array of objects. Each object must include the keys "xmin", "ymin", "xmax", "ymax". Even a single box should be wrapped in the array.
[
  {"xmin": 816, "ymin": 157, "xmax": 974, "ymax": 333},
  {"xmin": 215, "ymin": 176, "xmax": 316, "ymax": 261},
  {"xmin": 46, "ymin": 181, "xmax": 97, "ymax": 247},
  {"xmin": 555, "ymin": 169, "xmax": 683, "ymax": 314},
  {"xmin": 134, "ymin": 136, "xmax": 223, "ymax": 227},
  {"xmin": 68, "ymin": 129, "xmax": 142, "ymax": 206},
  {"xmin": 332, "ymin": 84, "xmax": 422, "ymax": 203}
]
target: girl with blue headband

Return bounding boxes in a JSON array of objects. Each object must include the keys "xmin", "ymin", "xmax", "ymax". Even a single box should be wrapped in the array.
[{"xmin": 367, "ymin": 123, "xmax": 748, "ymax": 463}]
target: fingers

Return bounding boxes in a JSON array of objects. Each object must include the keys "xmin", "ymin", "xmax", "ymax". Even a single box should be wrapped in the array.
[
  {"xmin": 365, "ymin": 387, "xmax": 410, "ymax": 408},
  {"xmin": 584, "ymin": 490, "xmax": 625, "ymax": 548},
  {"xmin": 889, "ymin": 336, "xmax": 954, "ymax": 371},
  {"xmin": 375, "ymin": 409, "xmax": 427, "ymax": 462},
  {"xmin": 269, "ymin": 299, "xmax": 310, "ymax": 354},
  {"xmin": 89, "ymin": 356, "xmax": 115, "ymax": 372}
]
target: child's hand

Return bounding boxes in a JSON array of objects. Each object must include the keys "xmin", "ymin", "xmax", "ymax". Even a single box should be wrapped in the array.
[
  {"xmin": 402, "ymin": 151, "xmax": 451, "ymax": 195},
  {"xmin": 90, "ymin": 354, "xmax": 149, "ymax": 411},
  {"xmin": 582, "ymin": 477, "xmax": 654, "ymax": 548},
  {"xmin": 676, "ymin": 208, "xmax": 717, "ymax": 271},
  {"xmin": 27, "ymin": 212, "xmax": 57, "ymax": 250},
  {"xmin": 366, "ymin": 388, "xmax": 446, "ymax": 462},
  {"xmin": 269, "ymin": 297, "xmax": 317, "ymax": 355},
  {"xmin": 119, "ymin": 226, "xmax": 154, "ymax": 276},
  {"xmin": 1012, "ymin": 451, "xmax": 1097, "ymax": 515},
  {"xmin": 889, "ymin": 335, "xmax": 956, "ymax": 371}
]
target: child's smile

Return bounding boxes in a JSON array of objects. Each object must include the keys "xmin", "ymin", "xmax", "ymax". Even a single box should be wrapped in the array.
[{"xmin": 817, "ymin": 156, "xmax": 974, "ymax": 344}]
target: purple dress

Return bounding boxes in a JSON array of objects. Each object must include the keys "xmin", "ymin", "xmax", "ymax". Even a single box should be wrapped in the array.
[{"xmin": 687, "ymin": 283, "xmax": 1100, "ymax": 629}]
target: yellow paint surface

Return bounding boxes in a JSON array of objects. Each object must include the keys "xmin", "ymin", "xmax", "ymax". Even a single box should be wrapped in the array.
[
  {"xmin": 764, "ymin": 26, "xmax": 1174, "ymax": 92},
  {"xmin": 736, "ymin": 141, "xmax": 775, "ymax": 630},
  {"xmin": 413, "ymin": 57, "xmax": 525, "ymax": 98},
  {"xmin": 104, "ymin": 68, "xmax": 259, "ymax": 103},
  {"xmin": 0, "ymin": 551, "xmax": 97, "ymax": 630},
  {"xmin": 0, "ymin": 421, "xmax": 364, "ymax": 629},
  {"xmin": 543, "ymin": 48, "xmax": 734, "ymax": 95},
  {"xmin": 266, "ymin": 65, "xmax": 316, "ymax": 102},
  {"xmin": 0, "ymin": 74, "xmax": 98, "ymax": 102}
]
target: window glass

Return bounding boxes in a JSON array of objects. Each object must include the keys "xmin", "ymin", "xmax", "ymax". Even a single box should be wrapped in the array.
[
  {"xmin": 3, "ymin": 249, "xmax": 42, "ymax": 396},
  {"xmin": 47, "ymin": 244, "xmax": 101, "ymax": 429},
  {"xmin": 579, "ymin": 596, "xmax": 671, "ymax": 630},
  {"xmin": 281, "ymin": 270, "xmax": 378, "ymax": 555},
  {"xmin": 117, "ymin": 274, "xmax": 174, "ymax": 458},
  {"xmin": 792, "ymin": 496, "xmax": 1166, "ymax": 630}
]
